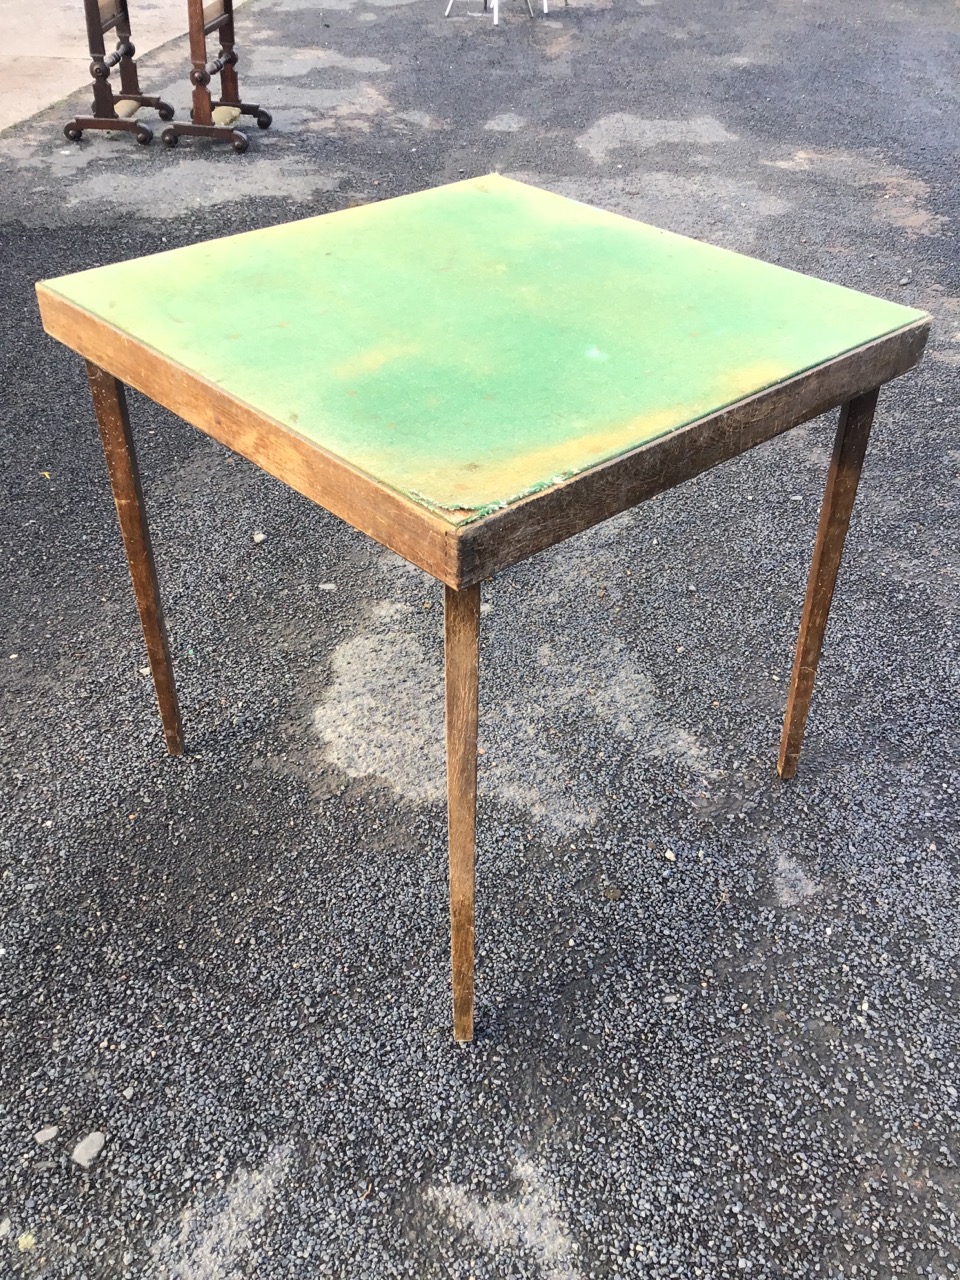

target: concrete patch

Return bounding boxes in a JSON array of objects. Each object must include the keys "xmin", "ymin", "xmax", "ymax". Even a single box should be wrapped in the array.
[
  {"xmin": 313, "ymin": 603, "xmax": 446, "ymax": 805},
  {"xmin": 485, "ymin": 112, "xmax": 528, "ymax": 132},
  {"xmin": 0, "ymin": 1, "xmax": 186, "ymax": 134},
  {"xmin": 396, "ymin": 108, "xmax": 444, "ymax": 129},
  {"xmin": 764, "ymin": 149, "xmax": 948, "ymax": 238},
  {"xmin": 148, "ymin": 1145, "xmax": 292, "ymax": 1279},
  {"xmin": 517, "ymin": 171, "xmax": 790, "ymax": 249},
  {"xmin": 773, "ymin": 851, "xmax": 822, "ymax": 908},
  {"xmin": 64, "ymin": 157, "xmax": 343, "ymax": 219},
  {"xmin": 244, "ymin": 45, "xmax": 391, "ymax": 77},
  {"xmin": 542, "ymin": 30, "xmax": 575, "ymax": 62},
  {"xmin": 430, "ymin": 1158, "xmax": 582, "ymax": 1280},
  {"xmin": 311, "ymin": 593, "xmax": 713, "ymax": 830},
  {"xmin": 577, "ymin": 113, "xmax": 737, "ymax": 164}
]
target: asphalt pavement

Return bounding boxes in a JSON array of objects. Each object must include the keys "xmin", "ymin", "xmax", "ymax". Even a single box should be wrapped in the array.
[{"xmin": 1, "ymin": 0, "xmax": 959, "ymax": 1276}]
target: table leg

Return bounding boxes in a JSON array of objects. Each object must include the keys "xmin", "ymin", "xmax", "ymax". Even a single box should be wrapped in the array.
[
  {"xmin": 86, "ymin": 362, "xmax": 184, "ymax": 756},
  {"xmin": 444, "ymin": 583, "xmax": 480, "ymax": 1043},
  {"xmin": 777, "ymin": 388, "xmax": 880, "ymax": 780}
]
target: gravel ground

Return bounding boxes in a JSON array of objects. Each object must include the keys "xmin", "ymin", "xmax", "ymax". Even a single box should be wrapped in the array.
[{"xmin": 1, "ymin": 0, "xmax": 959, "ymax": 1276}]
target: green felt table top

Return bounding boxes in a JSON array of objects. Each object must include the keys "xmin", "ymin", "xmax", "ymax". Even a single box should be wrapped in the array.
[{"xmin": 41, "ymin": 175, "xmax": 926, "ymax": 518}]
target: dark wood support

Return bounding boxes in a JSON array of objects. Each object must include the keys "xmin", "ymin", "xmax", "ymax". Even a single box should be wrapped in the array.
[
  {"xmin": 777, "ymin": 388, "xmax": 880, "ymax": 780},
  {"xmin": 63, "ymin": 0, "xmax": 174, "ymax": 146},
  {"xmin": 86, "ymin": 363, "xmax": 184, "ymax": 756},
  {"xmin": 444, "ymin": 583, "xmax": 480, "ymax": 1043},
  {"xmin": 160, "ymin": 0, "xmax": 271, "ymax": 154}
]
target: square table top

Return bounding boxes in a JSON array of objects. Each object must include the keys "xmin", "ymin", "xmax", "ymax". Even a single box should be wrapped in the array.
[{"xmin": 37, "ymin": 174, "xmax": 929, "ymax": 586}]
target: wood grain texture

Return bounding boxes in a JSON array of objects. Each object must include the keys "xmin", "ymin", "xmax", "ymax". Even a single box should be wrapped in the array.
[
  {"xmin": 444, "ymin": 583, "xmax": 480, "ymax": 1044},
  {"xmin": 38, "ymin": 289, "xmax": 460, "ymax": 585},
  {"xmin": 455, "ymin": 322, "xmax": 928, "ymax": 586},
  {"xmin": 87, "ymin": 363, "xmax": 184, "ymax": 755},
  {"xmin": 777, "ymin": 389, "xmax": 880, "ymax": 780}
]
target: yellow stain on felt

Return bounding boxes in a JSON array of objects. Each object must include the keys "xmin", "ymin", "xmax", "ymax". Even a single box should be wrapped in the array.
[
  {"xmin": 333, "ymin": 341, "xmax": 421, "ymax": 379},
  {"xmin": 425, "ymin": 358, "xmax": 793, "ymax": 507}
]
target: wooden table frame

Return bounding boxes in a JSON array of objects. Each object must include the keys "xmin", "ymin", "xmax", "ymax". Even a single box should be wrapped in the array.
[{"xmin": 38, "ymin": 280, "xmax": 928, "ymax": 1044}]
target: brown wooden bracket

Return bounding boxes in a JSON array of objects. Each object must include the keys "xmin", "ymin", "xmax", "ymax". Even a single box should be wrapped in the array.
[
  {"xmin": 160, "ymin": 0, "xmax": 272, "ymax": 154},
  {"xmin": 63, "ymin": 0, "xmax": 174, "ymax": 146}
]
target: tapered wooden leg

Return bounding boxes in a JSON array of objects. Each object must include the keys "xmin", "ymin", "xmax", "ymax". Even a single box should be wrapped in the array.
[
  {"xmin": 777, "ymin": 388, "xmax": 880, "ymax": 780},
  {"xmin": 444, "ymin": 583, "xmax": 480, "ymax": 1043},
  {"xmin": 86, "ymin": 362, "xmax": 184, "ymax": 756}
]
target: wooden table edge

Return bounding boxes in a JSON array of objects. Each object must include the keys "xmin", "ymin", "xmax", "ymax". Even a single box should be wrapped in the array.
[
  {"xmin": 453, "ymin": 319, "xmax": 930, "ymax": 587},
  {"xmin": 36, "ymin": 284, "xmax": 463, "ymax": 586}
]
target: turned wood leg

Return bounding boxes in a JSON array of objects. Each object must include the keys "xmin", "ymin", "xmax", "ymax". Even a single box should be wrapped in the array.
[
  {"xmin": 86, "ymin": 362, "xmax": 184, "ymax": 755},
  {"xmin": 444, "ymin": 583, "xmax": 480, "ymax": 1043},
  {"xmin": 778, "ymin": 388, "xmax": 880, "ymax": 780}
]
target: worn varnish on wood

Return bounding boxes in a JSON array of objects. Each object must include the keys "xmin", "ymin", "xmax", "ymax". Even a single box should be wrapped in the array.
[{"xmin": 444, "ymin": 584, "xmax": 480, "ymax": 1045}]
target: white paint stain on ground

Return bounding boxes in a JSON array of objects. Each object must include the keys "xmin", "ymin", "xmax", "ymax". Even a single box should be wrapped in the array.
[
  {"xmin": 312, "ymin": 597, "xmax": 713, "ymax": 829},
  {"xmin": 774, "ymin": 851, "xmax": 821, "ymax": 908},
  {"xmin": 148, "ymin": 1145, "xmax": 292, "ymax": 1280},
  {"xmin": 430, "ymin": 1158, "xmax": 582, "ymax": 1279},
  {"xmin": 577, "ymin": 113, "xmax": 737, "ymax": 164}
]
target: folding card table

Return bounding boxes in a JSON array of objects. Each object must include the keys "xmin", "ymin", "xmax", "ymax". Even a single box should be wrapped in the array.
[{"xmin": 36, "ymin": 176, "xmax": 929, "ymax": 1042}]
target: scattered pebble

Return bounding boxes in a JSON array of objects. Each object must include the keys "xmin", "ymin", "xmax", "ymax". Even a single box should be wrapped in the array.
[
  {"xmin": 71, "ymin": 1131, "xmax": 105, "ymax": 1169},
  {"xmin": 34, "ymin": 1125, "xmax": 58, "ymax": 1144},
  {"xmin": 603, "ymin": 884, "xmax": 623, "ymax": 901},
  {"xmin": 122, "ymin": 1086, "xmax": 134, "ymax": 1101},
  {"xmin": 0, "ymin": 1218, "xmax": 10, "ymax": 1238},
  {"xmin": 17, "ymin": 1231, "xmax": 35, "ymax": 1252},
  {"xmin": 664, "ymin": 849, "xmax": 676, "ymax": 862},
  {"xmin": 252, "ymin": 531, "xmax": 267, "ymax": 544}
]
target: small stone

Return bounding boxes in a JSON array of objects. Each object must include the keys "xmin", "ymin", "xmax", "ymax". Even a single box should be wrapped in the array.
[
  {"xmin": 71, "ymin": 1131, "xmax": 105, "ymax": 1168},
  {"xmin": 252, "ymin": 530, "xmax": 267, "ymax": 544},
  {"xmin": 34, "ymin": 1126, "xmax": 58, "ymax": 1144},
  {"xmin": 898, "ymin": 275, "xmax": 911, "ymax": 285},
  {"xmin": 318, "ymin": 583, "xmax": 337, "ymax": 591},
  {"xmin": 603, "ymin": 885, "xmax": 623, "ymax": 901},
  {"xmin": 17, "ymin": 1232, "xmax": 35, "ymax": 1252},
  {"xmin": 122, "ymin": 1086, "xmax": 134, "ymax": 1100},
  {"xmin": 664, "ymin": 849, "xmax": 676, "ymax": 862},
  {"xmin": 0, "ymin": 1217, "xmax": 10, "ymax": 1238},
  {"xmin": 138, "ymin": 666, "xmax": 151, "ymax": 676},
  {"xmin": 663, "ymin": 994, "xmax": 680, "ymax": 1004}
]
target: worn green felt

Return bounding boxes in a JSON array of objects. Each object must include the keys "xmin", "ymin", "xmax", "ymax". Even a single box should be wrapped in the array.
[{"xmin": 42, "ymin": 175, "xmax": 925, "ymax": 518}]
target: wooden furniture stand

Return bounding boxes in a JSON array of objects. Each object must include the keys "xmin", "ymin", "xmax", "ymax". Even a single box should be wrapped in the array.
[
  {"xmin": 35, "ymin": 176, "xmax": 930, "ymax": 1043},
  {"xmin": 160, "ymin": 0, "xmax": 271, "ymax": 154},
  {"xmin": 64, "ymin": 0, "xmax": 174, "ymax": 145}
]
